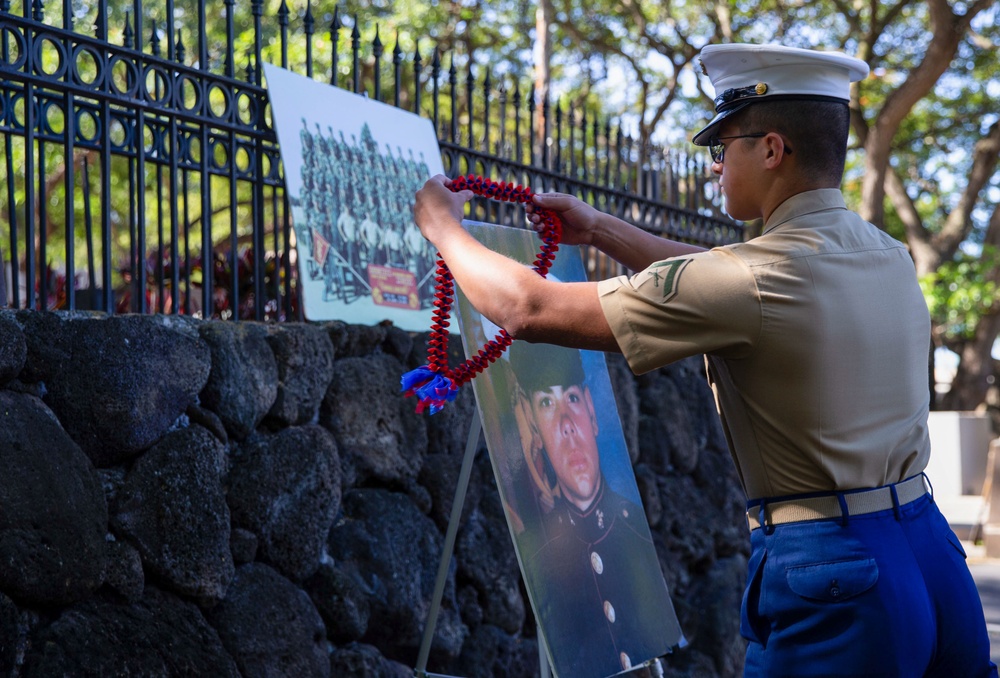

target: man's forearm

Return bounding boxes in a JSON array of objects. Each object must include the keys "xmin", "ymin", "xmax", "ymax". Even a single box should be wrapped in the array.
[
  {"xmin": 428, "ymin": 220, "xmax": 618, "ymax": 352},
  {"xmin": 591, "ymin": 212, "xmax": 707, "ymax": 272},
  {"xmin": 428, "ymin": 218, "xmax": 535, "ymax": 329}
]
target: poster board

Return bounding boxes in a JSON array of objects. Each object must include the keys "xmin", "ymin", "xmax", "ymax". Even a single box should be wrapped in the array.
[
  {"xmin": 454, "ymin": 221, "xmax": 684, "ymax": 678},
  {"xmin": 263, "ymin": 63, "xmax": 443, "ymax": 330}
]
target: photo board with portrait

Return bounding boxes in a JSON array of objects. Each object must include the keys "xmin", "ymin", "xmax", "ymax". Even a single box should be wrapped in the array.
[
  {"xmin": 454, "ymin": 220, "xmax": 684, "ymax": 678},
  {"xmin": 264, "ymin": 63, "xmax": 443, "ymax": 330}
]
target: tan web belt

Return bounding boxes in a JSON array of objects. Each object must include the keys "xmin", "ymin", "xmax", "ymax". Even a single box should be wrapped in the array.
[{"xmin": 746, "ymin": 475, "xmax": 929, "ymax": 531}]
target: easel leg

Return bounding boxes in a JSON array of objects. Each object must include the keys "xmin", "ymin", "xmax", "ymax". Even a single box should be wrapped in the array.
[
  {"xmin": 415, "ymin": 412, "xmax": 483, "ymax": 677},
  {"xmin": 538, "ymin": 627, "xmax": 552, "ymax": 678}
]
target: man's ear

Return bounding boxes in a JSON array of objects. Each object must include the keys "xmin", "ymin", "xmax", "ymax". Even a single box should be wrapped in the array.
[
  {"xmin": 762, "ymin": 132, "xmax": 790, "ymax": 169},
  {"xmin": 583, "ymin": 386, "xmax": 598, "ymax": 436}
]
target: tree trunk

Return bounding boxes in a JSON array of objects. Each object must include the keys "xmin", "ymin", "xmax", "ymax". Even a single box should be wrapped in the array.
[
  {"xmin": 942, "ymin": 311, "xmax": 1000, "ymax": 411},
  {"xmin": 533, "ymin": 0, "xmax": 554, "ymax": 161},
  {"xmin": 942, "ymin": 200, "xmax": 1000, "ymax": 410},
  {"xmin": 857, "ymin": 0, "xmax": 982, "ymax": 229}
]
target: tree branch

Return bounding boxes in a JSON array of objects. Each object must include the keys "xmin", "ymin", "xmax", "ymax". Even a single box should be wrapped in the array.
[{"xmin": 931, "ymin": 119, "xmax": 1000, "ymax": 262}]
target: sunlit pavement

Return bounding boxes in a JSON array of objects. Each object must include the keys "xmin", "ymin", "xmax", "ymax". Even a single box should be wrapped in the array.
[{"xmin": 967, "ymin": 543, "xmax": 1000, "ymax": 665}]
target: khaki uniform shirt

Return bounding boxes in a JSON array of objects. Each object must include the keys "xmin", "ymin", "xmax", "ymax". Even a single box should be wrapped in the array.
[{"xmin": 599, "ymin": 189, "xmax": 931, "ymax": 499}]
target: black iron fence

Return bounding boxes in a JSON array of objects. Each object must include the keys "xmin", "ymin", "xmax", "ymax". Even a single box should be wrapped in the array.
[{"xmin": 0, "ymin": 0, "xmax": 739, "ymax": 322}]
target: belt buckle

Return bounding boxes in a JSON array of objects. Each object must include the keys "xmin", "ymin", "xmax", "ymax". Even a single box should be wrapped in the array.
[{"xmin": 746, "ymin": 505, "xmax": 766, "ymax": 531}]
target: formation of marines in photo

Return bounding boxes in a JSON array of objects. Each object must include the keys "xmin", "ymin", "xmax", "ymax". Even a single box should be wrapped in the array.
[{"xmin": 297, "ymin": 119, "xmax": 434, "ymax": 306}]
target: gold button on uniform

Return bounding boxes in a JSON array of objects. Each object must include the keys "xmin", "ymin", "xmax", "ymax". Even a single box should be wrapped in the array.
[
  {"xmin": 590, "ymin": 551, "xmax": 604, "ymax": 574},
  {"xmin": 603, "ymin": 600, "xmax": 616, "ymax": 623}
]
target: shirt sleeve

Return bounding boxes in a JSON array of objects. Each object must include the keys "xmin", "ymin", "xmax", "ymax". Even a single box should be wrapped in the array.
[{"xmin": 597, "ymin": 247, "xmax": 762, "ymax": 374}]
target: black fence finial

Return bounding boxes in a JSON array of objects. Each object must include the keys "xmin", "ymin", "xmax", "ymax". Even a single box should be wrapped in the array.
[
  {"xmin": 330, "ymin": 6, "xmax": 342, "ymax": 86},
  {"xmin": 150, "ymin": 19, "xmax": 160, "ymax": 57},
  {"xmin": 123, "ymin": 12, "xmax": 134, "ymax": 48}
]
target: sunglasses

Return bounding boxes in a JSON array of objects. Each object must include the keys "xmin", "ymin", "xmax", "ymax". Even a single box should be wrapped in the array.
[
  {"xmin": 708, "ymin": 133, "xmax": 767, "ymax": 164},
  {"xmin": 709, "ymin": 133, "xmax": 793, "ymax": 163}
]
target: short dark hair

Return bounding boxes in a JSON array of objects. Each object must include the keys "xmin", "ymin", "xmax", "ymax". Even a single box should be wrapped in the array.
[
  {"xmin": 737, "ymin": 100, "xmax": 850, "ymax": 184},
  {"xmin": 507, "ymin": 342, "xmax": 586, "ymax": 395}
]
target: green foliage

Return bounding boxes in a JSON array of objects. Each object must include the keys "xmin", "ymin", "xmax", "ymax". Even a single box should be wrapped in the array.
[{"xmin": 920, "ymin": 246, "xmax": 1000, "ymax": 343}]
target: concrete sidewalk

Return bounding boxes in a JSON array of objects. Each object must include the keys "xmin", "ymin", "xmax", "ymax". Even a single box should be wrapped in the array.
[
  {"xmin": 967, "ymin": 543, "xmax": 1000, "ymax": 665},
  {"xmin": 935, "ymin": 494, "xmax": 999, "ymax": 662}
]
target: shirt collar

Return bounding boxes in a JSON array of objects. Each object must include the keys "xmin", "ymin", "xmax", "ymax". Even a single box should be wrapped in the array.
[{"xmin": 762, "ymin": 188, "xmax": 847, "ymax": 235}]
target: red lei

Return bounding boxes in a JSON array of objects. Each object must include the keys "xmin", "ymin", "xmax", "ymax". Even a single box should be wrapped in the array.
[{"xmin": 401, "ymin": 175, "xmax": 562, "ymax": 414}]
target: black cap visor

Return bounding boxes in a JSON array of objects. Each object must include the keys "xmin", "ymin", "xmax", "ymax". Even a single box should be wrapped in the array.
[{"xmin": 692, "ymin": 102, "xmax": 752, "ymax": 146}]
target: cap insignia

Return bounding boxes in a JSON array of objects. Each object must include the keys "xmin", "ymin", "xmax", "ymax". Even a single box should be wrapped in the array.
[{"xmin": 715, "ymin": 82, "xmax": 770, "ymax": 110}]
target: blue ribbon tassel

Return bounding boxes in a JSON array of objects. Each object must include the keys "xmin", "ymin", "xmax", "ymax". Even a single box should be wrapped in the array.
[{"xmin": 400, "ymin": 366, "xmax": 459, "ymax": 415}]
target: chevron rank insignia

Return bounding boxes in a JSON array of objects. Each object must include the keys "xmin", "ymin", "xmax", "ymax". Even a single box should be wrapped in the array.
[{"xmin": 647, "ymin": 258, "xmax": 691, "ymax": 302}]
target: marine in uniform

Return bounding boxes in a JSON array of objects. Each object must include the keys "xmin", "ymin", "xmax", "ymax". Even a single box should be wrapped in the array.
[
  {"xmin": 526, "ymin": 481, "xmax": 671, "ymax": 677},
  {"xmin": 359, "ymin": 205, "xmax": 382, "ymax": 269},
  {"xmin": 509, "ymin": 342, "xmax": 678, "ymax": 677},
  {"xmin": 297, "ymin": 119, "xmax": 316, "ymax": 274},
  {"xmin": 336, "ymin": 186, "xmax": 362, "ymax": 298},
  {"xmin": 412, "ymin": 43, "xmax": 995, "ymax": 677},
  {"xmin": 381, "ymin": 223, "xmax": 404, "ymax": 269}
]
